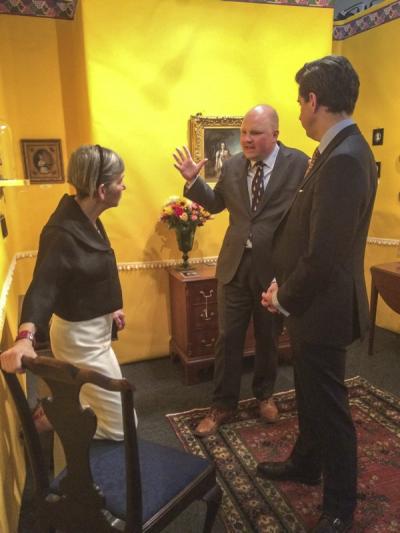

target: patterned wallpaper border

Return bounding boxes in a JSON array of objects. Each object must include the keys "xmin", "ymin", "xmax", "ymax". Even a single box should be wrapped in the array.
[
  {"xmin": 0, "ymin": 252, "xmax": 218, "ymax": 334},
  {"xmin": 0, "ymin": 0, "xmax": 77, "ymax": 20},
  {"xmin": 1, "ymin": 0, "xmax": 399, "ymax": 40},
  {"xmin": 224, "ymin": 0, "xmax": 400, "ymax": 40},
  {"xmin": 333, "ymin": 0, "xmax": 400, "ymax": 40},
  {"xmin": 223, "ymin": 0, "xmax": 332, "ymax": 6}
]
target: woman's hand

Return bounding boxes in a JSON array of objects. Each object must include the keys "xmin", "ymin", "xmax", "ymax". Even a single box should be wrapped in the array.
[
  {"xmin": 0, "ymin": 341, "xmax": 37, "ymax": 373},
  {"xmin": 112, "ymin": 309, "xmax": 126, "ymax": 331}
]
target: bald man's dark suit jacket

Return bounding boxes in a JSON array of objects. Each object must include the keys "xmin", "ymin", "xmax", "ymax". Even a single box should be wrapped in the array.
[
  {"xmin": 185, "ymin": 142, "xmax": 308, "ymax": 287},
  {"xmin": 273, "ymin": 125, "xmax": 377, "ymax": 346}
]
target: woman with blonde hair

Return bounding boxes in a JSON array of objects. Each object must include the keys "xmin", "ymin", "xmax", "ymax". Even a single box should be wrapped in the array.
[{"xmin": 1, "ymin": 144, "xmax": 129, "ymax": 439}]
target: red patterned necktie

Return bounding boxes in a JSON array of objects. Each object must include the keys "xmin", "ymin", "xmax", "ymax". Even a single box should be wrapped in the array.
[
  {"xmin": 251, "ymin": 161, "xmax": 264, "ymax": 212},
  {"xmin": 304, "ymin": 147, "xmax": 321, "ymax": 178}
]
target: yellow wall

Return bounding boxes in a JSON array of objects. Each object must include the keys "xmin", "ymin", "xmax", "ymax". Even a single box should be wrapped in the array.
[
  {"xmin": 0, "ymin": 16, "xmax": 70, "ymax": 255},
  {"xmin": 0, "ymin": 27, "xmax": 24, "ymax": 533},
  {"xmin": 1, "ymin": 2, "xmax": 400, "ymax": 527},
  {"xmin": 0, "ymin": 14, "xmax": 70, "ymax": 532},
  {"xmin": 333, "ymin": 13, "xmax": 400, "ymax": 332},
  {"xmin": 0, "ymin": 4, "xmax": 332, "ymax": 524},
  {"xmin": 79, "ymin": 0, "xmax": 333, "ymax": 361},
  {"xmin": 56, "ymin": 4, "xmax": 92, "ymax": 152},
  {"xmin": 82, "ymin": 0, "xmax": 332, "ymax": 263},
  {"xmin": 0, "ymin": 2, "xmax": 334, "ymax": 362},
  {"xmin": 0, "ymin": 56, "xmax": 15, "ymax": 280}
]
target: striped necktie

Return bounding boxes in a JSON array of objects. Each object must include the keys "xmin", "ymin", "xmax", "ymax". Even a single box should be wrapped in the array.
[
  {"xmin": 251, "ymin": 161, "xmax": 264, "ymax": 212},
  {"xmin": 304, "ymin": 147, "xmax": 321, "ymax": 178}
]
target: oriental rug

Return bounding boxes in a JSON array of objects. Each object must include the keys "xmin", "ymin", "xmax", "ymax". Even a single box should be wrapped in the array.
[{"xmin": 167, "ymin": 377, "xmax": 400, "ymax": 532}]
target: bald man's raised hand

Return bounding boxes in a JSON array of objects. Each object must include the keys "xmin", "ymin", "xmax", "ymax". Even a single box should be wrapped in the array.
[{"xmin": 173, "ymin": 146, "xmax": 207, "ymax": 182}]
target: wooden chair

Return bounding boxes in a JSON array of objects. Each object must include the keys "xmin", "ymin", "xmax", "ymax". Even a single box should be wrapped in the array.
[{"xmin": 2, "ymin": 355, "xmax": 221, "ymax": 532}]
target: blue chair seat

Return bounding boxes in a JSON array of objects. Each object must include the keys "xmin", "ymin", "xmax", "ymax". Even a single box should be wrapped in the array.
[
  {"xmin": 4, "ymin": 356, "xmax": 221, "ymax": 532},
  {"xmin": 51, "ymin": 438, "xmax": 212, "ymax": 523}
]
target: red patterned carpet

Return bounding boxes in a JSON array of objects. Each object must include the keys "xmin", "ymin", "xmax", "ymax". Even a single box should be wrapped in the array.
[{"xmin": 167, "ymin": 377, "xmax": 400, "ymax": 532}]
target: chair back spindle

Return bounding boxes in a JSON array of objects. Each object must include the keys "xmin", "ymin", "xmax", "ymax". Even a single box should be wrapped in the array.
[{"xmin": 2, "ymin": 354, "xmax": 221, "ymax": 532}]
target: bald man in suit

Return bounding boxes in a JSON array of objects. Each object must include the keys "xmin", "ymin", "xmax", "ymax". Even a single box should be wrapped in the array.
[
  {"xmin": 173, "ymin": 104, "xmax": 308, "ymax": 436},
  {"xmin": 258, "ymin": 57, "xmax": 377, "ymax": 533}
]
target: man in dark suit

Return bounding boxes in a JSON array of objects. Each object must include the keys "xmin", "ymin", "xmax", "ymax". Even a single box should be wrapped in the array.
[
  {"xmin": 173, "ymin": 105, "xmax": 308, "ymax": 436},
  {"xmin": 257, "ymin": 57, "xmax": 377, "ymax": 532}
]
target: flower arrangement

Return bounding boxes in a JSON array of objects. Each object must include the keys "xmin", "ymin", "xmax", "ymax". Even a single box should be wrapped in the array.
[
  {"xmin": 160, "ymin": 196, "xmax": 212, "ymax": 270},
  {"xmin": 160, "ymin": 196, "xmax": 212, "ymax": 229}
]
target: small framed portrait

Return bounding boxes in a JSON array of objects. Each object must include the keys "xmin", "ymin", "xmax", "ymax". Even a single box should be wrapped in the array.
[
  {"xmin": 189, "ymin": 114, "xmax": 242, "ymax": 181},
  {"xmin": 21, "ymin": 139, "xmax": 64, "ymax": 183},
  {"xmin": 372, "ymin": 128, "xmax": 384, "ymax": 146}
]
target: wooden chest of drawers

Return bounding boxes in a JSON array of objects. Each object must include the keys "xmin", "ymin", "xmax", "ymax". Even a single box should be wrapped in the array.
[{"xmin": 168, "ymin": 264, "xmax": 291, "ymax": 384}]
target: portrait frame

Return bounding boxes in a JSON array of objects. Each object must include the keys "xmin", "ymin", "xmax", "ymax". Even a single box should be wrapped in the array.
[
  {"xmin": 372, "ymin": 128, "xmax": 384, "ymax": 146},
  {"xmin": 189, "ymin": 114, "xmax": 243, "ymax": 181},
  {"xmin": 21, "ymin": 139, "xmax": 65, "ymax": 184},
  {"xmin": 376, "ymin": 161, "xmax": 381, "ymax": 178}
]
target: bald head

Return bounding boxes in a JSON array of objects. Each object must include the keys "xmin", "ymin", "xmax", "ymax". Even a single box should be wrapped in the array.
[
  {"xmin": 240, "ymin": 104, "xmax": 280, "ymax": 161},
  {"xmin": 244, "ymin": 105, "xmax": 279, "ymax": 130}
]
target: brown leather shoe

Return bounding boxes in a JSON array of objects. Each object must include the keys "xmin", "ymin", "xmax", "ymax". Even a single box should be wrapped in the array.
[
  {"xmin": 193, "ymin": 407, "xmax": 235, "ymax": 437},
  {"xmin": 259, "ymin": 397, "xmax": 278, "ymax": 423}
]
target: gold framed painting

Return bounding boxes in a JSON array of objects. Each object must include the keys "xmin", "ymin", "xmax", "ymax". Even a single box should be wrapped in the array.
[
  {"xmin": 21, "ymin": 139, "xmax": 64, "ymax": 183},
  {"xmin": 189, "ymin": 114, "xmax": 242, "ymax": 181}
]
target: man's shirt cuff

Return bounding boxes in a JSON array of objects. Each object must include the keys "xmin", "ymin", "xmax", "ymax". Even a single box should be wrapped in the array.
[
  {"xmin": 185, "ymin": 175, "xmax": 200, "ymax": 189},
  {"xmin": 272, "ymin": 290, "xmax": 290, "ymax": 317}
]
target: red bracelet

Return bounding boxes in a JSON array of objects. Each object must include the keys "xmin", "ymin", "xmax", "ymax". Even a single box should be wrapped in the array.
[{"xmin": 15, "ymin": 330, "xmax": 36, "ymax": 347}]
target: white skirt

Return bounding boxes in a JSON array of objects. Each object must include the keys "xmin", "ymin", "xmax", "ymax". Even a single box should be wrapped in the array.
[{"xmin": 50, "ymin": 313, "xmax": 132, "ymax": 440}]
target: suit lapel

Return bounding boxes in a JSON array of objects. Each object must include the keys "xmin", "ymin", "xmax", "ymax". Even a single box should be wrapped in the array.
[
  {"xmin": 279, "ymin": 124, "xmax": 361, "ymax": 225},
  {"xmin": 235, "ymin": 155, "xmax": 252, "ymax": 215},
  {"xmin": 300, "ymin": 124, "xmax": 360, "ymax": 189}
]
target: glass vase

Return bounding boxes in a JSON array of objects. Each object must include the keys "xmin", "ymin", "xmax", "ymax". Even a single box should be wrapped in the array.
[{"xmin": 175, "ymin": 225, "xmax": 196, "ymax": 270}]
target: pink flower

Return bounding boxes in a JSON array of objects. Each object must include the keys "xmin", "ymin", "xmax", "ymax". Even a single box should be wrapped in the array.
[
  {"xmin": 160, "ymin": 196, "xmax": 212, "ymax": 229},
  {"xmin": 173, "ymin": 206, "xmax": 184, "ymax": 216}
]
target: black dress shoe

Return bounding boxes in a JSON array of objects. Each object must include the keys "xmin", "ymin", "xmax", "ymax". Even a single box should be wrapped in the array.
[
  {"xmin": 311, "ymin": 513, "xmax": 353, "ymax": 532},
  {"xmin": 256, "ymin": 459, "xmax": 321, "ymax": 485}
]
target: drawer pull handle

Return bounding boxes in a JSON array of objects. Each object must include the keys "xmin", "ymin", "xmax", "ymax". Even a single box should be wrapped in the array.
[
  {"xmin": 200, "ymin": 311, "xmax": 215, "ymax": 321},
  {"xmin": 201, "ymin": 338, "xmax": 215, "ymax": 348},
  {"xmin": 199, "ymin": 290, "xmax": 214, "ymax": 321},
  {"xmin": 199, "ymin": 289, "xmax": 214, "ymax": 299}
]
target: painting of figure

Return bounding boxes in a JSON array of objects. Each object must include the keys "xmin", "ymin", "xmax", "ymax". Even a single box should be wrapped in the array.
[
  {"xmin": 21, "ymin": 139, "xmax": 64, "ymax": 183},
  {"xmin": 204, "ymin": 127, "xmax": 241, "ymax": 180}
]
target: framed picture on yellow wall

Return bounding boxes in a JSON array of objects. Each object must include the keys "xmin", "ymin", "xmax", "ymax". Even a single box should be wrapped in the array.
[
  {"xmin": 21, "ymin": 139, "xmax": 64, "ymax": 184},
  {"xmin": 189, "ymin": 114, "xmax": 242, "ymax": 181}
]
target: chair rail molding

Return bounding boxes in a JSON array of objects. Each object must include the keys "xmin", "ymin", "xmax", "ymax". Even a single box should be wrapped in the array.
[
  {"xmin": 367, "ymin": 237, "xmax": 399, "ymax": 246},
  {"xmin": 0, "ymin": 252, "xmax": 218, "ymax": 334},
  {"xmin": 1, "ymin": 238, "xmax": 398, "ymax": 334}
]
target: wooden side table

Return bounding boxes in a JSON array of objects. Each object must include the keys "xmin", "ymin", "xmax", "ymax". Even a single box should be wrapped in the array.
[
  {"xmin": 369, "ymin": 262, "xmax": 400, "ymax": 355},
  {"xmin": 168, "ymin": 264, "xmax": 291, "ymax": 384}
]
